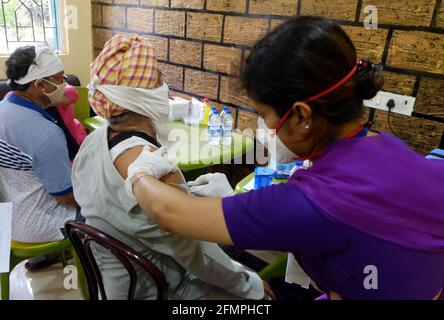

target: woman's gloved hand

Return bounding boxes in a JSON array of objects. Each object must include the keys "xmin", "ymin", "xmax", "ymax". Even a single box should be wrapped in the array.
[
  {"xmin": 187, "ymin": 173, "xmax": 235, "ymax": 198},
  {"xmin": 125, "ymin": 146, "xmax": 178, "ymax": 200}
]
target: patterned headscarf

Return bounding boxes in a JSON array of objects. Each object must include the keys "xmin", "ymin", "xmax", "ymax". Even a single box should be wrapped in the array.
[{"xmin": 88, "ymin": 35, "xmax": 159, "ymax": 119}]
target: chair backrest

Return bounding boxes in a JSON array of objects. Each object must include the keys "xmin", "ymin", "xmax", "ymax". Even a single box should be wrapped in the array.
[
  {"xmin": 65, "ymin": 220, "xmax": 168, "ymax": 300},
  {"xmin": 73, "ymin": 86, "xmax": 92, "ymax": 124},
  {"xmin": 0, "ymin": 81, "xmax": 10, "ymax": 100}
]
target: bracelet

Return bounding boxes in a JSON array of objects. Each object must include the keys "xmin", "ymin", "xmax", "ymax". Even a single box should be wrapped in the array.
[{"xmin": 131, "ymin": 172, "xmax": 151, "ymax": 189}]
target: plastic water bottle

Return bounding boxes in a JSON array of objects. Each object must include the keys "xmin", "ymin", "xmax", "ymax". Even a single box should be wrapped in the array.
[
  {"xmin": 220, "ymin": 107, "xmax": 229, "ymax": 123},
  {"xmin": 222, "ymin": 110, "xmax": 233, "ymax": 146},
  {"xmin": 208, "ymin": 109, "xmax": 222, "ymax": 146}
]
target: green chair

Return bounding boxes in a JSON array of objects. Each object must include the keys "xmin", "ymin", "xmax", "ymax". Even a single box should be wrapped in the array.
[
  {"xmin": 73, "ymin": 86, "xmax": 92, "ymax": 127},
  {"xmin": 258, "ymin": 254, "xmax": 288, "ymax": 282},
  {"xmin": 0, "ymin": 239, "xmax": 71, "ymax": 300},
  {"xmin": 83, "ymin": 116, "xmax": 106, "ymax": 132}
]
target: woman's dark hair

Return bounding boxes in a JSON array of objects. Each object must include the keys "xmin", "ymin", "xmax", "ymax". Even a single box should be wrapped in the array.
[
  {"xmin": 5, "ymin": 46, "xmax": 37, "ymax": 91},
  {"xmin": 241, "ymin": 16, "xmax": 384, "ymax": 127}
]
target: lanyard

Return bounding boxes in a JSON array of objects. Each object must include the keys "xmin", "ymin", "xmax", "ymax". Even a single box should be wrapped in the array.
[{"xmin": 7, "ymin": 94, "xmax": 58, "ymax": 125}]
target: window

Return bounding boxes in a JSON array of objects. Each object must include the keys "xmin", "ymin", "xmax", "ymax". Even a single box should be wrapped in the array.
[{"xmin": 0, "ymin": 0, "xmax": 63, "ymax": 54}]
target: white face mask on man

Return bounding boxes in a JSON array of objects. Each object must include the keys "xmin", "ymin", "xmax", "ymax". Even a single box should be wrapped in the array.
[
  {"xmin": 41, "ymin": 79, "xmax": 67, "ymax": 105},
  {"xmin": 257, "ymin": 117, "xmax": 298, "ymax": 164}
]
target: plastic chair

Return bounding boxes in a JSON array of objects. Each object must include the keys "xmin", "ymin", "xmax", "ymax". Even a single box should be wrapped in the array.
[
  {"xmin": 83, "ymin": 116, "xmax": 106, "ymax": 132},
  {"xmin": 258, "ymin": 254, "xmax": 288, "ymax": 282},
  {"xmin": 65, "ymin": 220, "xmax": 168, "ymax": 300},
  {"xmin": 0, "ymin": 238, "xmax": 71, "ymax": 300},
  {"xmin": 73, "ymin": 86, "xmax": 92, "ymax": 126}
]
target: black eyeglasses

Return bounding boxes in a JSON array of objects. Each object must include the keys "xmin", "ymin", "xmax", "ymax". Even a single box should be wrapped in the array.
[{"xmin": 44, "ymin": 74, "xmax": 67, "ymax": 83}]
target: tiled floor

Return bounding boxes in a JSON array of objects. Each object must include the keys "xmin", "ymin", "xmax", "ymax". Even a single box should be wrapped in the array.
[
  {"xmin": 4, "ymin": 260, "xmax": 83, "ymax": 300},
  {"xmin": 2, "ymin": 251, "xmax": 281, "ymax": 300}
]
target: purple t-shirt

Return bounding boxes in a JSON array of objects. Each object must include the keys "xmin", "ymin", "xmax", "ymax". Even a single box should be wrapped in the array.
[{"xmin": 223, "ymin": 182, "xmax": 444, "ymax": 300}]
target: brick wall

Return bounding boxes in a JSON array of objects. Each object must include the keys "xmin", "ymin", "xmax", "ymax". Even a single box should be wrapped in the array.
[{"xmin": 91, "ymin": 0, "xmax": 444, "ymax": 154}]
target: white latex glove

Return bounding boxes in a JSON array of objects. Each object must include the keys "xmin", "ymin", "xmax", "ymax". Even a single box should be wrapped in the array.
[
  {"xmin": 187, "ymin": 173, "xmax": 235, "ymax": 198},
  {"xmin": 125, "ymin": 146, "xmax": 178, "ymax": 200}
]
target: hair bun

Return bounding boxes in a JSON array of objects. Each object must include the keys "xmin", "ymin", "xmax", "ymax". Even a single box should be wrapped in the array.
[{"xmin": 355, "ymin": 60, "xmax": 384, "ymax": 100}]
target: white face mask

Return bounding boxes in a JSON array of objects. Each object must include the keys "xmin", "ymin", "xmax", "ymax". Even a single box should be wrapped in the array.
[
  {"xmin": 42, "ymin": 79, "xmax": 67, "ymax": 105},
  {"xmin": 257, "ymin": 117, "xmax": 298, "ymax": 164}
]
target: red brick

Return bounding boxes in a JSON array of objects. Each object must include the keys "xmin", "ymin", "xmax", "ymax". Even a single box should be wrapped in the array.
[
  {"xmin": 171, "ymin": 0, "xmax": 205, "ymax": 9},
  {"xmin": 301, "ymin": 0, "xmax": 359, "ymax": 21},
  {"xmin": 155, "ymin": 10, "xmax": 185, "ymax": 36},
  {"xmin": 187, "ymin": 13, "xmax": 223, "ymax": 42},
  {"xmin": 207, "ymin": 0, "xmax": 247, "ymax": 13},
  {"xmin": 387, "ymin": 31, "xmax": 444, "ymax": 75},
  {"xmin": 170, "ymin": 40, "xmax": 202, "ymax": 68},
  {"xmin": 158, "ymin": 63, "xmax": 184, "ymax": 91},
  {"xmin": 341, "ymin": 25, "xmax": 389, "ymax": 63},
  {"xmin": 249, "ymin": 0, "xmax": 298, "ymax": 16},
  {"xmin": 223, "ymin": 16, "xmax": 268, "ymax": 46},
  {"xmin": 127, "ymin": 8, "xmax": 154, "ymax": 33},
  {"xmin": 102, "ymin": 5, "xmax": 125, "ymax": 29},
  {"xmin": 204, "ymin": 45, "xmax": 242, "ymax": 75},
  {"xmin": 360, "ymin": 0, "xmax": 436, "ymax": 27},
  {"xmin": 184, "ymin": 69, "xmax": 219, "ymax": 100}
]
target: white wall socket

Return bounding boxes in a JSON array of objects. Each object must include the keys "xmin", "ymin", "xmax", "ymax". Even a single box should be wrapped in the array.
[{"xmin": 364, "ymin": 91, "xmax": 416, "ymax": 116}]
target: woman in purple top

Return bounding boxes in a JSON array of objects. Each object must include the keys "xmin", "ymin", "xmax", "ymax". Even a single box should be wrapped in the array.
[{"xmin": 124, "ymin": 17, "xmax": 444, "ymax": 300}]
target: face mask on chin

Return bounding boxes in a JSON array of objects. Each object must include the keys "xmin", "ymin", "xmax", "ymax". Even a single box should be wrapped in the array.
[
  {"xmin": 257, "ymin": 117, "xmax": 298, "ymax": 164},
  {"xmin": 41, "ymin": 79, "xmax": 67, "ymax": 106}
]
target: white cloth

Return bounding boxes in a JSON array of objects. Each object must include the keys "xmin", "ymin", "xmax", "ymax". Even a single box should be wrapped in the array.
[
  {"xmin": 14, "ymin": 46, "xmax": 64, "ymax": 85},
  {"xmin": 109, "ymin": 136, "xmax": 158, "ymax": 163},
  {"xmin": 285, "ymin": 253, "xmax": 311, "ymax": 289},
  {"xmin": 88, "ymin": 78, "xmax": 170, "ymax": 128},
  {"xmin": 87, "ymin": 79, "xmax": 171, "ymax": 144}
]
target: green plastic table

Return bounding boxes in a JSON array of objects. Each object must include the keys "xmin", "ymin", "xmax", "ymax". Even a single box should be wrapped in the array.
[
  {"xmin": 235, "ymin": 172, "xmax": 289, "ymax": 282},
  {"xmin": 83, "ymin": 116, "xmax": 254, "ymax": 172}
]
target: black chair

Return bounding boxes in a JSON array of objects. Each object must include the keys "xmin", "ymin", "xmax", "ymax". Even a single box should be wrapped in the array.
[
  {"xmin": 65, "ymin": 220, "xmax": 169, "ymax": 300},
  {"xmin": 0, "ymin": 81, "xmax": 11, "ymax": 100}
]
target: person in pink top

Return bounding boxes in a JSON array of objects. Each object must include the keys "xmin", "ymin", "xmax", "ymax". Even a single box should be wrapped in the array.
[
  {"xmin": 56, "ymin": 83, "xmax": 87, "ymax": 146},
  {"xmin": 45, "ymin": 74, "xmax": 88, "ymax": 161}
]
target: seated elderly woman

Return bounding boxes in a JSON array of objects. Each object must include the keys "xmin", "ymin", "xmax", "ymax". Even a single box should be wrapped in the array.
[{"xmin": 72, "ymin": 35, "xmax": 269, "ymax": 300}]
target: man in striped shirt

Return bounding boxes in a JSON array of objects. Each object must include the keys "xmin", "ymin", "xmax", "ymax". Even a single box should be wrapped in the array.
[{"xmin": 0, "ymin": 46, "xmax": 79, "ymax": 269}]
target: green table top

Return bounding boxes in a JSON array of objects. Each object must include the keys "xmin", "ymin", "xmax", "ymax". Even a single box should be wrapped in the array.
[
  {"xmin": 83, "ymin": 116, "xmax": 254, "ymax": 171},
  {"xmin": 235, "ymin": 172, "xmax": 288, "ymax": 194}
]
